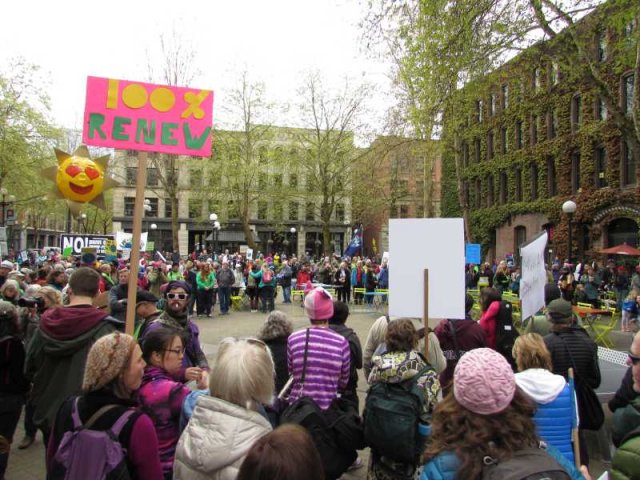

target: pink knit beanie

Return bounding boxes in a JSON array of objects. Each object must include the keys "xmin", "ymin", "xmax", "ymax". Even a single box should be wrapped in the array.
[
  {"xmin": 304, "ymin": 287, "xmax": 334, "ymax": 321},
  {"xmin": 453, "ymin": 348, "xmax": 515, "ymax": 415}
]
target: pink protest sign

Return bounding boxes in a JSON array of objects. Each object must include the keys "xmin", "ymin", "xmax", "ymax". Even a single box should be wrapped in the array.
[{"xmin": 82, "ymin": 76, "xmax": 214, "ymax": 157}]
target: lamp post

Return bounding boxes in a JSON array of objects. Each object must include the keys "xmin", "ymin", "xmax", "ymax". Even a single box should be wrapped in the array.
[
  {"xmin": 315, "ymin": 238, "xmax": 322, "ymax": 259},
  {"xmin": 150, "ymin": 223, "xmax": 157, "ymax": 251},
  {"xmin": 562, "ymin": 200, "xmax": 577, "ymax": 264},
  {"xmin": 143, "ymin": 199, "xmax": 152, "ymax": 233},
  {"xmin": 289, "ymin": 227, "xmax": 296, "ymax": 256},
  {"xmin": 209, "ymin": 213, "xmax": 220, "ymax": 255},
  {"xmin": 0, "ymin": 188, "xmax": 15, "ymax": 227},
  {"xmin": 79, "ymin": 213, "xmax": 87, "ymax": 233}
]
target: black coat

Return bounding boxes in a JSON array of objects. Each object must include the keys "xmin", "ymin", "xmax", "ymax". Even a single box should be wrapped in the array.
[
  {"xmin": 609, "ymin": 367, "xmax": 639, "ymax": 413},
  {"xmin": 265, "ymin": 336, "xmax": 289, "ymax": 394},
  {"xmin": 544, "ymin": 327, "xmax": 601, "ymax": 389}
]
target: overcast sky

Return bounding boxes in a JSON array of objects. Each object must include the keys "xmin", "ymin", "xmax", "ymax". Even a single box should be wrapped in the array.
[{"xmin": 0, "ymin": 0, "xmax": 393, "ymax": 140}]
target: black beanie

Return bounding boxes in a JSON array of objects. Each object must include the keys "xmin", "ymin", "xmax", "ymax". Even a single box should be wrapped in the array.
[{"xmin": 544, "ymin": 284, "xmax": 561, "ymax": 305}]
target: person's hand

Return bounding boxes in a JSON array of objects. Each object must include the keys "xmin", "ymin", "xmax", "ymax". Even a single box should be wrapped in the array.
[
  {"xmin": 196, "ymin": 370, "xmax": 209, "ymax": 390},
  {"xmin": 579, "ymin": 465, "xmax": 592, "ymax": 480},
  {"xmin": 185, "ymin": 367, "xmax": 203, "ymax": 383}
]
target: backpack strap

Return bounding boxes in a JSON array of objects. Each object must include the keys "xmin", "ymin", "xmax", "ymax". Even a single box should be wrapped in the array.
[
  {"xmin": 108, "ymin": 409, "xmax": 136, "ymax": 438},
  {"xmin": 70, "ymin": 397, "xmax": 83, "ymax": 430},
  {"xmin": 301, "ymin": 328, "xmax": 311, "ymax": 385},
  {"xmin": 83, "ymin": 404, "xmax": 120, "ymax": 430}
]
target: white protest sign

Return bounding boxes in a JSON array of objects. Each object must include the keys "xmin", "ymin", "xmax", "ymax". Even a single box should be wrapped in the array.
[
  {"xmin": 519, "ymin": 231, "xmax": 548, "ymax": 321},
  {"xmin": 246, "ymin": 248, "xmax": 254, "ymax": 260},
  {"xmin": 382, "ymin": 251, "xmax": 389, "ymax": 262},
  {"xmin": 389, "ymin": 218, "xmax": 465, "ymax": 320},
  {"xmin": 116, "ymin": 232, "xmax": 148, "ymax": 259}
]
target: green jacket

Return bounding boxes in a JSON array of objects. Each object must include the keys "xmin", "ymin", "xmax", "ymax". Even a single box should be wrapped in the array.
[
  {"xmin": 612, "ymin": 398, "xmax": 640, "ymax": 480},
  {"xmin": 523, "ymin": 313, "xmax": 551, "ymax": 336},
  {"xmin": 196, "ymin": 272, "xmax": 216, "ymax": 290}
]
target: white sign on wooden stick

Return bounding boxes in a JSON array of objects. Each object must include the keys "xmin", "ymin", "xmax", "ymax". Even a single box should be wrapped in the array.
[{"xmin": 389, "ymin": 218, "xmax": 465, "ymax": 319}]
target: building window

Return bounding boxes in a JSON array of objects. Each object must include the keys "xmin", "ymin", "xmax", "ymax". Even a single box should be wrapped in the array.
[
  {"xmin": 475, "ymin": 178, "xmax": 481, "ymax": 208},
  {"xmin": 487, "ymin": 175, "xmax": 494, "ymax": 207},
  {"xmin": 165, "ymin": 198, "xmax": 173, "ymax": 218},
  {"xmin": 548, "ymin": 110, "xmax": 558, "ymax": 139},
  {"xmin": 596, "ymin": 32, "xmax": 608, "ymax": 61},
  {"xmin": 530, "ymin": 115, "xmax": 538, "ymax": 145},
  {"xmin": 477, "ymin": 99, "xmax": 483, "ymax": 122},
  {"xmin": 623, "ymin": 73, "xmax": 635, "ymax": 115},
  {"xmin": 188, "ymin": 198, "xmax": 202, "ymax": 219},
  {"xmin": 463, "ymin": 182, "xmax": 469, "ymax": 207},
  {"xmin": 550, "ymin": 62, "xmax": 559, "ymax": 86},
  {"xmin": 462, "ymin": 142, "xmax": 469, "ymax": 168},
  {"xmin": 596, "ymin": 97, "xmax": 608, "ymax": 121},
  {"xmin": 227, "ymin": 200, "xmax": 239, "ymax": 219},
  {"xmin": 487, "ymin": 131, "xmax": 494, "ymax": 160},
  {"xmin": 489, "ymin": 94, "xmax": 496, "ymax": 116},
  {"xmin": 571, "ymin": 151, "xmax": 581, "ymax": 194},
  {"xmin": 624, "ymin": 19, "xmax": 637, "ymax": 37},
  {"xmin": 257, "ymin": 201, "xmax": 268, "ymax": 221},
  {"xmin": 305, "ymin": 202, "xmax": 315, "ymax": 221},
  {"xmin": 124, "ymin": 197, "xmax": 135, "ymax": 217},
  {"xmin": 289, "ymin": 174, "xmax": 298, "ymax": 189},
  {"xmin": 595, "ymin": 145, "xmax": 608, "ymax": 188},
  {"xmin": 144, "ymin": 198, "xmax": 158, "ymax": 217},
  {"xmin": 530, "ymin": 163, "xmax": 538, "ymax": 200},
  {"xmin": 499, "ymin": 172, "xmax": 508, "ymax": 204},
  {"xmin": 501, "ymin": 127, "xmax": 508, "ymax": 154},
  {"xmin": 571, "ymin": 94, "xmax": 582, "ymax": 131},
  {"xmin": 516, "ymin": 121, "xmax": 523, "ymax": 149},
  {"xmin": 474, "ymin": 138, "xmax": 481, "ymax": 163},
  {"xmin": 273, "ymin": 174, "xmax": 283, "ymax": 188},
  {"xmin": 502, "ymin": 84, "xmax": 509, "ymax": 110},
  {"xmin": 336, "ymin": 203, "xmax": 345, "ymax": 222},
  {"xmin": 389, "ymin": 205, "xmax": 398, "ymax": 218},
  {"xmin": 533, "ymin": 67, "xmax": 541, "ymax": 91},
  {"xmin": 400, "ymin": 205, "xmax": 409, "ymax": 218},
  {"xmin": 621, "ymin": 138, "xmax": 636, "ymax": 186},
  {"xmin": 547, "ymin": 156, "xmax": 557, "ymax": 197},
  {"xmin": 273, "ymin": 201, "xmax": 283, "ymax": 221},
  {"xmin": 258, "ymin": 176, "xmax": 267, "ymax": 190},
  {"xmin": 126, "ymin": 167, "xmax": 137, "ymax": 186},
  {"xmin": 147, "ymin": 168, "xmax": 159, "ymax": 187},
  {"xmin": 514, "ymin": 167, "xmax": 522, "ymax": 201},
  {"xmin": 289, "ymin": 201, "xmax": 298, "ymax": 221}
]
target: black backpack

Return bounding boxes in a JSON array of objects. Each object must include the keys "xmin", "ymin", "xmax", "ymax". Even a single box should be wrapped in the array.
[
  {"xmin": 482, "ymin": 442, "xmax": 571, "ymax": 480},
  {"xmin": 363, "ymin": 365, "xmax": 432, "ymax": 466},
  {"xmin": 494, "ymin": 300, "xmax": 519, "ymax": 370}
]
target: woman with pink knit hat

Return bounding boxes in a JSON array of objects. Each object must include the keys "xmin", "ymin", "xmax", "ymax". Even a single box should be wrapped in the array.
[{"xmin": 420, "ymin": 348, "xmax": 586, "ymax": 480}]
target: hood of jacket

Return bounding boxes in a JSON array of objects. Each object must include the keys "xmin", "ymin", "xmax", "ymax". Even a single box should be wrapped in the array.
[
  {"xmin": 40, "ymin": 304, "xmax": 116, "ymax": 340},
  {"xmin": 515, "ymin": 368, "xmax": 567, "ymax": 404},
  {"xmin": 175, "ymin": 395, "xmax": 271, "ymax": 476}
]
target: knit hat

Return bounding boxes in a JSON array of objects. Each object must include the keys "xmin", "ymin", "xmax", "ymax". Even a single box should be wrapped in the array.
[
  {"xmin": 166, "ymin": 280, "xmax": 191, "ymax": 295},
  {"xmin": 453, "ymin": 348, "xmax": 516, "ymax": 415},
  {"xmin": 546, "ymin": 298, "xmax": 573, "ymax": 322},
  {"xmin": 304, "ymin": 287, "xmax": 334, "ymax": 321},
  {"xmin": 0, "ymin": 301, "xmax": 17, "ymax": 321},
  {"xmin": 0, "ymin": 260, "xmax": 13, "ymax": 270},
  {"xmin": 82, "ymin": 332, "xmax": 136, "ymax": 392}
]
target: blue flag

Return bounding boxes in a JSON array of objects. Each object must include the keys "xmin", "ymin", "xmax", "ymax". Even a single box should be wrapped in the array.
[{"xmin": 343, "ymin": 227, "xmax": 362, "ymax": 258}]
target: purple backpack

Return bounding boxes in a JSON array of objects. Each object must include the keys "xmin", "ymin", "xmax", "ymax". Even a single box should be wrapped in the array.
[{"xmin": 52, "ymin": 398, "xmax": 135, "ymax": 480}]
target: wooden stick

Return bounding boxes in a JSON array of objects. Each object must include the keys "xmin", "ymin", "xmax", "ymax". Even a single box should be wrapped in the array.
[
  {"xmin": 424, "ymin": 268, "xmax": 429, "ymax": 359},
  {"xmin": 125, "ymin": 152, "xmax": 148, "ymax": 336},
  {"xmin": 568, "ymin": 367, "xmax": 581, "ymax": 469}
]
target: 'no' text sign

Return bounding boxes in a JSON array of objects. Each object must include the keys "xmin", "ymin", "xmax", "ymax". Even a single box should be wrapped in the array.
[{"xmin": 82, "ymin": 76, "xmax": 214, "ymax": 157}]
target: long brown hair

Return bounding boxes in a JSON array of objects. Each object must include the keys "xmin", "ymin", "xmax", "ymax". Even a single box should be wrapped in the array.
[
  {"xmin": 199, "ymin": 263, "xmax": 210, "ymax": 280},
  {"xmin": 423, "ymin": 389, "xmax": 538, "ymax": 479}
]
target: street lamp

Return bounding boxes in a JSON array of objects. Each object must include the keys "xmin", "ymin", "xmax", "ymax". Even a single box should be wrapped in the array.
[
  {"xmin": 150, "ymin": 223, "xmax": 157, "ymax": 251},
  {"xmin": 562, "ymin": 200, "xmax": 577, "ymax": 263},
  {"xmin": 79, "ymin": 213, "xmax": 87, "ymax": 233},
  {"xmin": 0, "ymin": 188, "xmax": 16, "ymax": 227},
  {"xmin": 143, "ymin": 199, "xmax": 152, "ymax": 232},
  {"xmin": 288, "ymin": 227, "xmax": 296, "ymax": 256},
  {"xmin": 209, "ymin": 213, "xmax": 220, "ymax": 254}
]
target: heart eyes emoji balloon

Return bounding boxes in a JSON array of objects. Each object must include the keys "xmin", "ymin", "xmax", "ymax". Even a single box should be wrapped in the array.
[{"xmin": 42, "ymin": 145, "xmax": 119, "ymax": 215}]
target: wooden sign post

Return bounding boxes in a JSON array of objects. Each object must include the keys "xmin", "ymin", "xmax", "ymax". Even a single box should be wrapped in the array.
[
  {"xmin": 124, "ymin": 153, "xmax": 148, "ymax": 335},
  {"xmin": 423, "ymin": 268, "xmax": 429, "ymax": 359}
]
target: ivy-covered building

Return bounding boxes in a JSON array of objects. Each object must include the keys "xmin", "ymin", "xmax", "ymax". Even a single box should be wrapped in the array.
[{"xmin": 443, "ymin": 0, "xmax": 639, "ymax": 264}]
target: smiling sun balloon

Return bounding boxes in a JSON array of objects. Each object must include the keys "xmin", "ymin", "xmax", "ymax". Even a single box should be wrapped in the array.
[{"xmin": 42, "ymin": 145, "xmax": 119, "ymax": 215}]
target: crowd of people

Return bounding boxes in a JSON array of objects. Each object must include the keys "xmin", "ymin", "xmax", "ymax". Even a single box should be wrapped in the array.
[{"xmin": 0, "ymin": 247, "xmax": 636, "ymax": 479}]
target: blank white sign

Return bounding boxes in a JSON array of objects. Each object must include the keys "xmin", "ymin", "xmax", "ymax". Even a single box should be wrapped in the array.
[{"xmin": 389, "ymin": 218, "xmax": 465, "ymax": 320}]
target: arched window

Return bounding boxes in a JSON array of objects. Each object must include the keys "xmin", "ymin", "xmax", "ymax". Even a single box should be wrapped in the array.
[{"xmin": 607, "ymin": 218, "xmax": 638, "ymax": 247}]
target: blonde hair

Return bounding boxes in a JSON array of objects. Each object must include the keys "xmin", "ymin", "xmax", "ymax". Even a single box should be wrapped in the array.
[
  {"xmin": 512, "ymin": 333, "xmax": 553, "ymax": 372},
  {"xmin": 210, "ymin": 338, "xmax": 274, "ymax": 410},
  {"xmin": 37, "ymin": 286, "xmax": 63, "ymax": 306},
  {"xmin": 626, "ymin": 289, "xmax": 639, "ymax": 301}
]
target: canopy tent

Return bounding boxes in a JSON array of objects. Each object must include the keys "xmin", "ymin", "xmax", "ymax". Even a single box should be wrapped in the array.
[{"xmin": 598, "ymin": 243, "xmax": 640, "ymax": 256}]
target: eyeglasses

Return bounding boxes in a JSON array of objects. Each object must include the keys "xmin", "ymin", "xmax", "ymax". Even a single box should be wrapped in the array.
[
  {"xmin": 164, "ymin": 347, "xmax": 185, "ymax": 356},
  {"xmin": 167, "ymin": 293, "xmax": 188, "ymax": 300},
  {"xmin": 629, "ymin": 352, "xmax": 640, "ymax": 366}
]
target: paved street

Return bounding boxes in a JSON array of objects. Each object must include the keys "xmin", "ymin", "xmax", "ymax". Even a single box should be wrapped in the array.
[{"xmin": 7, "ymin": 299, "xmax": 628, "ymax": 479}]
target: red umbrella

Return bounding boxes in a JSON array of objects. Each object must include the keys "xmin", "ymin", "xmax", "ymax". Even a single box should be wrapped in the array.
[{"xmin": 598, "ymin": 243, "xmax": 640, "ymax": 256}]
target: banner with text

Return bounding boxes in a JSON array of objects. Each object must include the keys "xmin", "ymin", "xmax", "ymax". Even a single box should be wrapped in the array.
[
  {"xmin": 61, "ymin": 235, "xmax": 114, "ymax": 255},
  {"xmin": 519, "ymin": 231, "xmax": 548, "ymax": 321},
  {"xmin": 83, "ymin": 76, "xmax": 214, "ymax": 157}
]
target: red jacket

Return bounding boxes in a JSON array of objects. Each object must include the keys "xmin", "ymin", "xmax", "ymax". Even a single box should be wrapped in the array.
[
  {"xmin": 479, "ymin": 300, "xmax": 500, "ymax": 349},
  {"xmin": 297, "ymin": 270, "xmax": 311, "ymax": 286}
]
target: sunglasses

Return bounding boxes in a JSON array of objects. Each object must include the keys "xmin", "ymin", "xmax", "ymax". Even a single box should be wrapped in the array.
[
  {"xmin": 629, "ymin": 352, "xmax": 640, "ymax": 366},
  {"xmin": 167, "ymin": 293, "xmax": 188, "ymax": 300}
]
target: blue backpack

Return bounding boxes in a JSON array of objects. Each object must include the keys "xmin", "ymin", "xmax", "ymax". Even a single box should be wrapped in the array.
[{"xmin": 50, "ymin": 398, "xmax": 135, "ymax": 480}]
